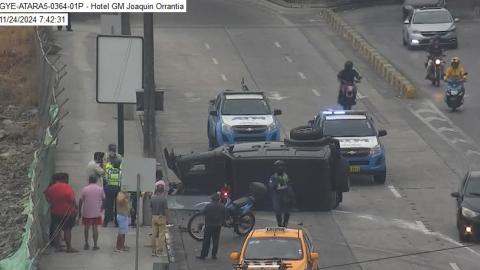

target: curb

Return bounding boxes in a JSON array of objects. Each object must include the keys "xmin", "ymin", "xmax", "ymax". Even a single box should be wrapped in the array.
[{"xmin": 320, "ymin": 9, "xmax": 416, "ymax": 99}]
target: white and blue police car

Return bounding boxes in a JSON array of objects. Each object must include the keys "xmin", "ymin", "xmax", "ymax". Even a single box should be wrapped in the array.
[{"xmin": 309, "ymin": 110, "xmax": 388, "ymax": 184}]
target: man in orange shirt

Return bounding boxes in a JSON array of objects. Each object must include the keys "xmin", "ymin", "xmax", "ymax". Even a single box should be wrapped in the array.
[{"xmin": 45, "ymin": 173, "xmax": 79, "ymax": 253}]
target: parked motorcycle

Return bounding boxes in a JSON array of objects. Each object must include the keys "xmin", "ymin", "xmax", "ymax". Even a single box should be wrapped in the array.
[
  {"xmin": 445, "ymin": 73, "xmax": 467, "ymax": 112},
  {"xmin": 187, "ymin": 182, "xmax": 267, "ymax": 241},
  {"xmin": 339, "ymin": 79, "xmax": 360, "ymax": 110}
]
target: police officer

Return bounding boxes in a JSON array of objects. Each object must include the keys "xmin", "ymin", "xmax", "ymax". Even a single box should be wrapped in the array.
[
  {"xmin": 268, "ymin": 160, "xmax": 294, "ymax": 227},
  {"xmin": 103, "ymin": 160, "xmax": 122, "ymax": 227}
]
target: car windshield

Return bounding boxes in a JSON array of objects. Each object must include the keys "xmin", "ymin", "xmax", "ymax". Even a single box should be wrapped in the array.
[
  {"xmin": 222, "ymin": 99, "xmax": 271, "ymax": 115},
  {"xmin": 412, "ymin": 11, "xmax": 452, "ymax": 24},
  {"xmin": 243, "ymin": 237, "xmax": 303, "ymax": 260},
  {"xmin": 323, "ymin": 119, "xmax": 376, "ymax": 137},
  {"xmin": 465, "ymin": 178, "xmax": 480, "ymax": 197}
]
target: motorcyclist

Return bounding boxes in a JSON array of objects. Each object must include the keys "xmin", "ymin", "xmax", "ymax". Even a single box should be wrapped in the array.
[
  {"xmin": 268, "ymin": 160, "xmax": 294, "ymax": 227},
  {"xmin": 425, "ymin": 35, "xmax": 445, "ymax": 80},
  {"xmin": 337, "ymin": 61, "xmax": 362, "ymax": 106},
  {"xmin": 443, "ymin": 57, "xmax": 467, "ymax": 91}
]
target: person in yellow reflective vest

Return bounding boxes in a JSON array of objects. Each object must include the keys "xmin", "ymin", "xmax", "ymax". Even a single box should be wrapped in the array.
[
  {"xmin": 104, "ymin": 153, "xmax": 123, "ymax": 185},
  {"xmin": 102, "ymin": 160, "xmax": 122, "ymax": 227}
]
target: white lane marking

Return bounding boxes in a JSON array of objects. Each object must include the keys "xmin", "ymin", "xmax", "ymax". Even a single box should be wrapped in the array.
[
  {"xmin": 388, "ymin": 185, "xmax": 402, "ymax": 198},
  {"xmin": 334, "ymin": 210, "xmax": 480, "ymax": 259},
  {"xmin": 184, "ymin": 93, "xmax": 201, "ymax": 102},
  {"xmin": 449, "ymin": 263, "xmax": 460, "ymax": 270},
  {"xmin": 212, "ymin": 58, "xmax": 218, "ymax": 65},
  {"xmin": 312, "ymin": 89, "xmax": 321, "ymax": 97},
  {"xmin": 221, "ymin": 74, "xmax": 227, "ymax": 81},
  {"xmin": 274, "ymin": 42, "xmax": 281, "ymax": 48},
  {"xmin": 298, "ymin": 72, "xmax": 306, "ymax": 79},
  {"xmin": 268, "ymin": 91, "xmax": 288, "ymax": 101},
  {"xmin": 415, "ymin": 221, "xmax": 429, "ymax": 233},
  {"xmin": 204, "ymin": 43, "xmax": 210, "ymax": 50},
  {"xmin": 285, "ymin": 55, "xmax": 293, "ymax": 63},
  {"xmin": 357, "ymin": 91, "xmax": 367, "ymax": 99}
]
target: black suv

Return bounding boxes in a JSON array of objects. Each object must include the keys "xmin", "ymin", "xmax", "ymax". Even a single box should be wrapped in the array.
[{"xmin": 403, "ymin": 0, "xmax": 448, "ymax": 20}]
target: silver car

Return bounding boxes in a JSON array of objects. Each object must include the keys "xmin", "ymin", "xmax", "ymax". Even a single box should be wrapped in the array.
[{"xmin": 403, "ymin": 7, "xmax": 459, "ymax": 50}]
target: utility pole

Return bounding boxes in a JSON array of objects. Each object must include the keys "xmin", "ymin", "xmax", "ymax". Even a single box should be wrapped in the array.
[
  {"xmin": 143, "ymin": 13, "xmax": 156, "ymax": 158},
  {"xmin": 117, "ymin": 13, "xmax": 131, "ymax": 156}
]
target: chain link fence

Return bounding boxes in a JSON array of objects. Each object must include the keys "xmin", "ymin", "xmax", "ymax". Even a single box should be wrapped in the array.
[{"xmin": 0, "ymin": 26, "xmax": 67, "ymax": 270}]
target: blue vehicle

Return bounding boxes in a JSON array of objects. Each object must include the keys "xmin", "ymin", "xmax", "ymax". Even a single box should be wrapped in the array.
[
  {"xmin": 445, "ymin": 75, "xmax": 467, "ymax": 112},
  {"xmin": 308, "ymin": 110, "xmax": 388, "ymax": 184},
  {"xmin": 187, "ymin": 183, "xmax": 267, "ymax": 241},
  {"xmin": 207, "ymin": 85, "xmax": 282, "ymax": 149}
]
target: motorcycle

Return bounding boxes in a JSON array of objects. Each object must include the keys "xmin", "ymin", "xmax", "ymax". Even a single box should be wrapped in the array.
[
  {"xmin": 187, "ymin": 182, "xmax": 266, "ymax": 241},
  {"xmin": 339, "ymin": 79, "xmax": 360, "ymax": 110},
  {"xmin": 428, "ymin": 55, "xmax": 445, "ymax": 87},
  {"xmin": 445, "ymin": 73, "xmax": 467, "ymax": 112}
]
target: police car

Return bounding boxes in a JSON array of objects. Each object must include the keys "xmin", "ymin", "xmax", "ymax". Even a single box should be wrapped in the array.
[
  {"xmin": 308, "ymin": 110, "xmax": 388, "ymax": 184},
  {"xmin": 207, "ymin": 91, "xmax": 282, "ymax": 148},
  {"xmin": 230, "ymin": 227, "xmax": 319, "ymax": 270}
]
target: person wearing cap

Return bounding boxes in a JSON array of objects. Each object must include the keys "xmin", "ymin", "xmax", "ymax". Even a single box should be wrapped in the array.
[
  {"xmin": 196, "ymin": 193, "xmax": 227, "ymax": 260},
  {"xmin": 269, "ymin": 160, "xmax": 294, "ymax": 228},
  {"xmin": 103, "ymin": 160, "xmax": 122, "ymax": 227}
]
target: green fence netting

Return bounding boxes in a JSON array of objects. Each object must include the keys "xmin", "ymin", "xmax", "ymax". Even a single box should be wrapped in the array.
[{"xmin": 0, "ymin": 104, "xmax": 59, "ymax": 270}]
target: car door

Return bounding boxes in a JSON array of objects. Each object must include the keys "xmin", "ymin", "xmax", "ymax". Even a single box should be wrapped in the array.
[{"xmin": 303, "ymin": 233, "xmax": 315, "ymax": 269}]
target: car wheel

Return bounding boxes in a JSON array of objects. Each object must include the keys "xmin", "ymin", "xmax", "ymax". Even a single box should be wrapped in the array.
[
  {"xmin": 373, "ymin": 170, "xmax": 387, "ymax": 184},
  {"xmin": 290, "ymin": 125, "xmax": 323, "ymax": 140}
]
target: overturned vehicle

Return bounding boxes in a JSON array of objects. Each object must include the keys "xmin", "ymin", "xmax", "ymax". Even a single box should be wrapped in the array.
[{"xmin": 164, "ymin": 126, "xmax": 350, "ymax": 211}]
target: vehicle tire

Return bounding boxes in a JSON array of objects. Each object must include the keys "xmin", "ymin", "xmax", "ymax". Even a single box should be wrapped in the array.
[
  {"xmin": 283, "ymin": 137, "xmax": 329, "ymax": 147},
  {"xmin": 374, "ymin": 170, "xmax": 387, "ymax": 185},
  {"xmin": 402, "ymin": 36, "xmax": 407, "ymax": 46},
  {"xmin": 290, "ymin": 126, "xmax": 323, "ymax": 140},
  {"xmin": 187, "ymin": 212, "xmax": 206, "ymax": 242},
  {"xmin": 234, "ymin": 212, "xmax": 256, "ymax": 236}
]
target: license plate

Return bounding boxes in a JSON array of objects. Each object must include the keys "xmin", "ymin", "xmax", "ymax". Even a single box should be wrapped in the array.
[
  {"xmin": 451, "ymin": 90, "xmax": 458, "ymax": 95},
  {"xmin": 349, "ymin": 166, "xmax": 360, "ymax": 172}
]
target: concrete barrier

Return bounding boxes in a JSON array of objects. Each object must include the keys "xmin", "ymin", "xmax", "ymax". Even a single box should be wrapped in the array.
[{"xmin": 321, "ymin": 9, "xmax": 416, "ymax": 99}]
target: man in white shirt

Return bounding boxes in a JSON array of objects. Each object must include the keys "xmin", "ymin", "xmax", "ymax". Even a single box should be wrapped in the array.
[{"xmin": 87, "ymin": 152, "xmax": 104, "ymax": 186}]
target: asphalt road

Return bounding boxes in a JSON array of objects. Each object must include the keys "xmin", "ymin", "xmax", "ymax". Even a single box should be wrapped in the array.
[{"xmin": 136, "ymin": 0, "xmax": 480, "ymax": 269}]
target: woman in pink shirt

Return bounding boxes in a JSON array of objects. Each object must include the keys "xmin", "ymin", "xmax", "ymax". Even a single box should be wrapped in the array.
[{"xmin": 78, "ymin": 176, "xmax": 106, "ymax": 250}]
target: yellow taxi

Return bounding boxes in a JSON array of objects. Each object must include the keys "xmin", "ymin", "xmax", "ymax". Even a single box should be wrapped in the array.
[{"xmin": 230, "ymin": 227, "xmax": 319, "ymax": 270}]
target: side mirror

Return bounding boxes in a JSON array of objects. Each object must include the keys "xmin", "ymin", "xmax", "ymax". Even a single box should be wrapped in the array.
[
  {"xmin": 310, "ymin": 252, "xmax": 319, "ymax": 260},
  {"xmin": 450, "ymin": 192, "xmax": 460, "ymax": 198},
  {"xmin": 454, "ymin": 18, "xmax": 460, "ymax": 22},
  {"xmin": 403, "ymin": 19, "xmax": 410, "ymax": 24},
  {"xmin": 230, "ymin": 252, "xmax": 240, "ymax": 261},
  {"xmin": 209, "ymin": 110, "xmax": 218, "ymax": 116},
  {"xmin": 273, "ymin": 109, "xmax": 282, "ymax": 116},
  {"xmin": 378, "ymin": 130, "xmax": 387, "ymax": 137},
  {"xmin": 209, "ymin": 99, "xmax": 215, "ymax": 104},
  {"xmin": 307, "ymin": 119, "xmax": 315, "ymax": 125}
]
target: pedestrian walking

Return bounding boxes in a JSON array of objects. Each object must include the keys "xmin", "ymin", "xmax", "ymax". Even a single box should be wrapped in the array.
[
  {"xmin": 46, "ymin": 173, "xmax": 64, "ymax": 247},
  {"xmin": 44, "ymin": 172, "xmax": 78, "ymax": 253},
  {"xmin": 150, "ymin": 184, "xmax": 170, "ymax": 257},
  {"xmin": 196, "ymin": 193, "xmax": 226, "ymax": 260},
  {"xmin": 78, "ymin": 175, "xmax": 105, "ymax": 250},
  {"xmin": 103, "ymin": 159, "xmax": 122, "ymax": 227},
  {"xmin": 115, "ymin": 189, "xmax": 130, "ymax": 252},
  {"xmin": 57, "ymin": 13, "xmax": 72, "ymax": 31}
]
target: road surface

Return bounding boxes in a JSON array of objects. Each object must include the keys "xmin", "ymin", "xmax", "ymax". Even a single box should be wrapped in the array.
[{"xmin": 131, "ymin": 0, "xmax": 480, "ymax": 269}]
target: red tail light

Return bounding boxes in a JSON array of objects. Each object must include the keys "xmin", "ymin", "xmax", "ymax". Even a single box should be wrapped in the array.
[{"xmin": 220, "ymin": 187, "xmax": 231, "ymax": 200}]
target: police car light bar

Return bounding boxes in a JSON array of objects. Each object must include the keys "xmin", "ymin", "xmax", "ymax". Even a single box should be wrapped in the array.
[{"xmin": 322, "ymin": 110, "xmax": 367, "ymax": 115}]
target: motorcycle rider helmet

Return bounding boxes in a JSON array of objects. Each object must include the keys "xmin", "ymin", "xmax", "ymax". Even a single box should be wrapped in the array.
[
  {"xmin": 451, "ymin": 57, "xmax": 460, "ymax": 68},
  {"xmin": 108, "ymin": 143, "xmax": 117, "ymax": 152},
  {"xmin": 274, "ymin": 160, "xmax": 286, "ymax": 168},
  {"xmin": 344, "ymin": 61, "xmax": 353, "ymax": 70}
]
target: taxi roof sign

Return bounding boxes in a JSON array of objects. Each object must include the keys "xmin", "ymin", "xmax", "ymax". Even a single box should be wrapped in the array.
[{"xmin": 265, "ymin": 227, "xmax": 286, "ymax": 232}]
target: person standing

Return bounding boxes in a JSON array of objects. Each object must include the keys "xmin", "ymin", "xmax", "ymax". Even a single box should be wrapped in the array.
[
  {"xmin": 46, "ymin": 173, "xmax": 62, "ymax": 247},
  {"xmin": 44, "ymin": 172, "xmax": 78, "ymax": 253},
  {"xmin": 269, "ymin": 160, "xmax": 294, "ymax": 228},
  {"xmin": 196, "ymin": 193, "xmax": 226, "ymax": 260},
  {"xmin": 57, "ymin": 13, "xmax": 72, "ymax": 31},
  {"xmin": 78, "ymin": 175, "xmax": 105, "ymax": 250},
  {"xmin": 87, "ymin": 152, "xmax": 104, "ymax": 185},
  {"xmin": 115, "ymin": 189, "xmax": 130, "ymax": 252},
  {"xmin": 103, "ymin": 160, "xmax": 122, "ymax": 227},
  {"xmin": 150, "ymin": 184, "xmax": 170, "ymax": 257}
]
